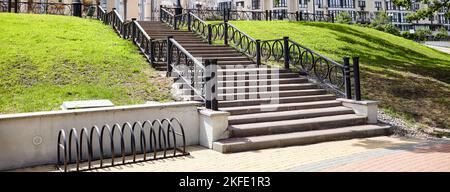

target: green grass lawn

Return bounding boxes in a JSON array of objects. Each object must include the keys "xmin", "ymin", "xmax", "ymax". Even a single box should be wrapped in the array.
[
  {"xmin": 0, "ymin": 13, "xmax": 172, "ymax": 114},
  {"xmin": 226, "ymin": 21, "xmax": 450, "ymax": 129}
]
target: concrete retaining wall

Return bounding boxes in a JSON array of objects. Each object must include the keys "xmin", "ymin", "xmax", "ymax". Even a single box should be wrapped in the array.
[{"xmin": 0, "ymin": 101, "xmax": 201, "ymax": 170}]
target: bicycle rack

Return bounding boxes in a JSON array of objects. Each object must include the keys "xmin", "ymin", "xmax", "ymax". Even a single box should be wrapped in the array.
[{"xmin": 56, "ymin": 118, "xmax": 189, "ymax": 172}]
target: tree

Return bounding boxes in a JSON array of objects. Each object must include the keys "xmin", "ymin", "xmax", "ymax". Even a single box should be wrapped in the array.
[
  {"xmin": 336, "ymin": 12, "xmax": 353, "ymax": 24},
  {"xmin": 393, "ymin": 0, "xmax": 450, "ymax": 21}
]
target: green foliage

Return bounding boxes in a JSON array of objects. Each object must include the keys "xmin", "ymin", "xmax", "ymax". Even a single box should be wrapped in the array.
[
  {"xmin": 435, "ymin": 27, "xmax": 449, "ymax": 39},
  {"xmin": 0, "ymin": 13, "xmax": 172, "ymax": 114},
  {"xmin": 401, "ymin": 31, "xmax": 418, "ymax": 40},
  {"xmin": 225, "ymin": 21, "xmax": 450, "ymax": 128},
  {"xmin": 336, "ymin": 12, "xmax": 353, "ymax": 24},
  {"xmin": 393, "ymin": 0, "xmax": 450, "ymax": 21},
  {"xmin": 369, "ymin": 12, "xmax": 390, "ymax": 28},
  {"xmin": 384, "ymin": 23, "xmax": 401, "ymax": 36},
  {"xmin": 415, "ymin": 28, "xmax": 432, "ymax": 41},
  {"xmin": 369, "ymin": 12, "xmax": 400, "ymax": 36}
]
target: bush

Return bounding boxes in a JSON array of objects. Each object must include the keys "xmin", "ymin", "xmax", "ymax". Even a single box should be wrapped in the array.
[
  {"xmin": 384, "ymin": 24, "xmax": 401, "ymax": 36},
  {"xmin": 416, "ymin": 28, "xmax": 432, "ymax": 41},
  {"xmin": 401, "ymin": 31, "xmax": 418, "ymax": 40},
  {"xmin": 336, "ymin": 12, "xmax": 353, "ymax": 24},
  {"xmin": 435, "ymin": 27, "xmax": 449, "ymax": 40}
]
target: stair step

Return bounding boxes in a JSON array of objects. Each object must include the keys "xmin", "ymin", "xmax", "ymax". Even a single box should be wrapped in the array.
[
  {"xmin": 218, "ymin": 94, "xmax": 336, "ymax": 107},
  {"xmin": 218, "ymin": 83, "xmax": 318, "ymax": 92},
  {"xmin": 228, "ymin": 106, "xmax": 354, "ymax": 125},
  {"xmin": 218, "ymin": 72, "xmax": 299, "ymax": 79},
  {"xmin": 218, "ymin": 77, "xmax": 309, "ymax": 85},
  {"xmin": 229, "ymin": 114, "xmax": 367, "ymax": 137},
  {"xmin": 220, "ymin": 100, "xmax": 341, "ymax": 115},
  {"xmin": 218, "ymin": 89, "xmax": 327, "ymax": 101},
  {"xmin": 213, "ymin": 124, "xmax": 391, "ymax": 153}
]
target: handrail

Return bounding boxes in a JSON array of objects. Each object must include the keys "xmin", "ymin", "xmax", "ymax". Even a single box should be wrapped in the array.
[
  {"xmin": 184, "ymin": 11, "xmax": 356, "ymax": 98},
  {"xmin": 167, "ymin": 37, "xmax": 206, "ymax": 101}
]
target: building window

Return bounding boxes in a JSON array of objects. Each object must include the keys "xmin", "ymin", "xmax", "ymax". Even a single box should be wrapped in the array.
[
  {"xmin": 317, "ymin": 0, "xmax": 323, "ymax": 8},
  {"xmin": 252, "ymin": 0, "xmax": 260, "ymax": 9},
  {"xmin": 328, "ymin": 0, "xmax": 355, "ymax": 8},
  {"xmin": 299, "ymin": 0, "xmax": 307, "ymax": 8},
  {"xmin": 218, "ymin": 2, "xmax": 232, "ymax": 10},
  {"xmin": 236, "ymin": 1, "xmax": 244, "ymax": 7},
  {"xmin": 374, "ymin": 1, "xmax": 382, "ymax": 11},
  {"xmin": 274, "ymin": 0, "xmax": 287, "ymax": 7},
  {"xmin": 386, "ymin": 1, "xmax": 396, "ymax": 10}
]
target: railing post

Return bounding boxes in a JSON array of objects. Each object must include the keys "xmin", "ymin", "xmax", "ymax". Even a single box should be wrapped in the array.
[
  {"xmin": 8, "ymin": 0, "xmax": 11, "ymax": 12},
  {"xmin": 295, "ymin": 11, "xmax": 299, "ymax": 21},
  {"xmin": 224, "ymin": 22, "xmax": 229, "ymax": 45},
  {"xmin": 187, "ymin": 11, "xmax": 191, "ymax": 31},
  {"xmin": 283, "ymin": 37, "xmax": 290, "ymax": 69},
  {"xmin": 150, "ymin": 39, "xmax": 155, "ymax": 64},
  {"xmin": 131, "ymin": 18, "xmax": 137, "ymax": 41},
  {"xmin": 343, "ymin": 57, "xmax": 352, "ymax": 99},
  {"xmin": 207, "ymin": 24, "xmax": 212, "ymax": 44},
  {"xmin": 205, "ymin": 59, "xmax": 218, "ymax": 110},
  {"xmin": 223, "ymin": 8, "xmax": 227, "ymax": 22},
  {"xmin": 352, "ymin": 57, "xmax": 361, "ymax": 101},
  {"xmin": 73, "ymin": 1, "xmax": 82, "ymax": 17},
  {"xmin": 269, "ymin": 10, "xmax": 272, "ymax": 21},
  {"xmin": 256, "ymin": 39, "xmax": 261, "ymax": 67},
  {"xmin": 331, "ymin": 13, "xmax": 335, "ymax": 23},
  {"xmin": 159, "ymin": 5, "xmax": 163, "ymax": 21},
  {"xmin": 265, "ymin": 10, "xmax": 269, "ymax": 21},
  {"xmin": 227, "ymin": 8, "xmax": 231, "ymax": 21},
  {"xmin": 174, "ymin": 15, "xmax": 178, "ymax": 30},
  {"xmin": 14, "ymin": 0, "xmax": 17, "ymax": 13},
  {"xmin": 166, "ymin": 36, "xmax": 173, "ymax": 77},
  {"xmin": 299, "ymin": 12, "xmax": 303, "ymax": 21}
]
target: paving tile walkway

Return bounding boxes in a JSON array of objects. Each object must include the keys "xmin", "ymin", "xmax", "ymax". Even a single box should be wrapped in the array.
[{"xmin": 13, "ymin": 136, "xmax": 450, "ymax": 172}]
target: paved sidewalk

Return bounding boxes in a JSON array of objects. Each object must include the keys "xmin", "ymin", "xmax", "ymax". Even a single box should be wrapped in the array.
[{"xmin": 13, "ymin": 136, "xmax": 450, "ymax": 172}]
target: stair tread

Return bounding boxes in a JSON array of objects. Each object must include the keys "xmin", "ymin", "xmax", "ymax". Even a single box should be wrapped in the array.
[
  {"xmin": 218, "ymin": 89, "xmax": 326, "ymax": 97},
  {"xmin": 229, "ymin": 114, "xmax": 365, "ymax": 129},
  {"xmin": 229, "ymin": 106, "xmax": 354, "ymax": 121},
  {"xmin": 215, "ymin": 124, "xmax": 391, "ymax": 145},
  {"xmin": 219, "ymin": 94, "xmax": 335, "ymax": 104},
  {"xmin": 220, "ymin": 100, "xmax": 340, "ymax": 111},
  {"xmin": 218, "ymin": 83, "xmax": 316, "ymax": 89}
]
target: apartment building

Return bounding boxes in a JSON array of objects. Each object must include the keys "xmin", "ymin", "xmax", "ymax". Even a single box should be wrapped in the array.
[
  {"xmin": 216, "ymin": 0, "xmax": 450, "ymax": 32},
  {"xmin": 101, "ymin": 0, "xmax": 215, "ymax": 20}
]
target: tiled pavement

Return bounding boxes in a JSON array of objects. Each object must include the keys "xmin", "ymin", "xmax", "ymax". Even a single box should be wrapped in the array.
[{"xmin": 13, "ymin": 136, "xmax": 450, "ymax": 172}]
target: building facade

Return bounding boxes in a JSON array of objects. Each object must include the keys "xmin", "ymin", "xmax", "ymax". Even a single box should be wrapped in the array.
[{"xmin": 216, "ymin": 0, "xmax": 450, "ymax": 32}]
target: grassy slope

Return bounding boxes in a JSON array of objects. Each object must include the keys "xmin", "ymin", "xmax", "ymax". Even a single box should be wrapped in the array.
[
  {"xmin": 228, "ymin": 21, "xmax": 450, "ymax": 128},
  {"xmin": 0, "ymin": 13, "xmax": 172, "ymax": 114}
]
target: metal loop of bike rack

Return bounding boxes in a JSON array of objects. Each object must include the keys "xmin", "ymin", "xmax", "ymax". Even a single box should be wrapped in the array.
[{"xmin": 57, "ymin": 118, "xmax": 189, "ymax": 172}]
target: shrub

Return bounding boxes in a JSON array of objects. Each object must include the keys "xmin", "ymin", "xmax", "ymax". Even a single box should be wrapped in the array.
[
  {"xmin": 415, "ymin": 28, "xmax": 432, "ymax": 41},
  {"xmin": 384, "ymin": 24, "xmax": 401, "ymax": 36},
  {"xmin": 435, "ymin": 27, "xmax": 449, "ymax": 40},
  {"xmin": 401, "ymin": 31, "xmax": 418, "ymax": 40},
  {"xmin": 336, "ymin": 12, "xmax": 353, "ymax": 24}
]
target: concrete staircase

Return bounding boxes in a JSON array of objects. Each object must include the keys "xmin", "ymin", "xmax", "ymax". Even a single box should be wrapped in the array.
[{"xmin": 139, "ymin": 21, "xmax": 391, "ymax": 153}]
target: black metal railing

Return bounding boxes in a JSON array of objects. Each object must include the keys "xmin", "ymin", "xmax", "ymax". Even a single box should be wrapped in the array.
[
  {"xmin": 160, "ymin": 7, "xmax": 175, "ymax": 28},
  {"xmin": 166, "ymin": 37, "xmax": 218, "ymax": 110},
  {"xmin": 173, "ymin": 8, "xmax": 335, "ymax": 23},
  {"xmin": 0, "ymin": 1, "xmax": 96, "ymax": 17},
  {"xmin": 57, "ymin": 118, "xmax": 189, "ymax": 172},
  {"xmin": 97, "ymin": 7, "xmax": 220, "ymax": 110},
  {"xmin": 182, "ymin": 11, "xmax": 361, "ymax": 100}
]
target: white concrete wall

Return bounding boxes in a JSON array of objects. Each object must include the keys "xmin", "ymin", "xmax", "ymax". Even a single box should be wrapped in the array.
[{"xmin": 0, "ymin": 101, "xmax": 201, "ymax": 170}]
